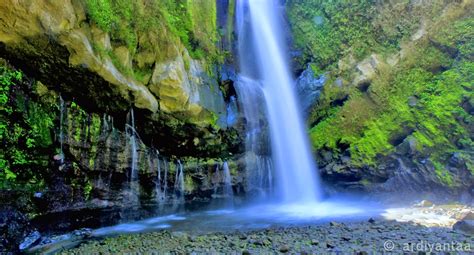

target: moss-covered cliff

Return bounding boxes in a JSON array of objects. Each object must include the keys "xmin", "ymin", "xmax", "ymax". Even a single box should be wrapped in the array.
[
  {"xmin": 0, "ymin": 2, "xmax": 243, "ymax": 249},
  {"xmin": 0, "ymin": 0, "xmax": 239, "ymax": 157},
  {"xmin": 288, "ymin": 0, "xmax": 473, "ymax": 193}
]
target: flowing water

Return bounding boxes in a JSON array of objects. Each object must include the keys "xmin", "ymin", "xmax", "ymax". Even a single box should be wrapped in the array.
[
  {"xmin": 223, "ymin": 161, "xmax": 234, "ymax": 200},
  {"xmin": 125, "ymin": 109, "xmax": 139, "ymax": 206},
  {"xmin": 27, "ymin": 4, "xmax": 383, "ymax": 251},
  {"xmin": 126, "ymin": 109, "xmax": 139, "ymax": 183},
  {"xmin": 236, "ymin": 0, "xmax": 321, "ymax": 202},
  {"xmin": 174, "ymin": 160, "xmax": 185, "ymax": 205}
]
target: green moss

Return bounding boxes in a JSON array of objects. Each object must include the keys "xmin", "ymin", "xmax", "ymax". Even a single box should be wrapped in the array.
[
  {"xmin": 85, "ymin": 0, "xmax": 220, "ymax": 80},
  {"xmin": 184, "ymin": 175, "xmax": 195, "ymax": 193},
  {"xmin": 308, "ymin": 14, "xmax": 474, "ymax": 171},
  {"xmin": 288, "ymin": 0, "xmax": 377, "ymax": 69},
  {"xmin": 287, "ymin": 0, "xmax": 446, "ymax": 71},
  {"xmin": 84, "ymin": 0, "xmax": 115, "ymax": 32},
  {"xmin": 0, "ymin": 61, "xmax": 54, "ymax": 190},
  {"xmin": 433, "ymin": 161, "xmax": 454, "ymax": 187}
]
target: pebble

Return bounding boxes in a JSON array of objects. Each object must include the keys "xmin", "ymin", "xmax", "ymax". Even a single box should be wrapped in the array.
[{"xmin": 279, "ymin": 245, "xmax": 289, "ymax": 253}]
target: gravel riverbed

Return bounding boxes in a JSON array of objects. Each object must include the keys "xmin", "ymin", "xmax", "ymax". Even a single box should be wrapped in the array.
[{"xmin": 65, "ymin": 219, "xmax": 472, "ymax": 254}]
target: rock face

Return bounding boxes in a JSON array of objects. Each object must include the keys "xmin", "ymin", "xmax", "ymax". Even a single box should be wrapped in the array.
[
  {"xmin": 0, "ymin": 0, "xmax": 247, "ymax": 244},
  {"xmin": 0, "ymin": 207, "xmax": 33, "ymax": 252},
  {"xmin": 453, "ymin": 212, "xmax": 474, "ymax": 235},
  {"xmin": 295, "ymin": 65, "xmax": 325, "ymax": 115},
  {"xmin": 288, "ymin": 0, "xmax": 474, "ymax": 197},
  {"xmin": 0, "ymin": 0, "xmax": 238, "ymax": 157}
]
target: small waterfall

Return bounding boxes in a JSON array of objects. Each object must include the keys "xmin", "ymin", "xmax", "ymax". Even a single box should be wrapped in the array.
[
  {"xmin": 236, "ymin": 0, "xmax": 322, "ymax": 203},
  {"xmin": 234, "ymin": 77, "xmax": 274, "ymax": 197},
  {"xmin": 125, "ymin": 109, "xmax": 139, "ymax": 206},
  {"xmin": 222, "ymin": 161, "xmax": 234, "ymax": 200},
  {"xmin": 163, "ymin": 158, "xmax": 169, "ymax": 200},
  {"xmin": 126, "ymin": 109, "xmax": 139, "ymax": 182},
  {"xmin": 174, "ymin": 160, "xmax": 185, "ymax": 204},
  {"xmin": 155, "ymin": 151, "xmax": 166, "ymax": 204}
]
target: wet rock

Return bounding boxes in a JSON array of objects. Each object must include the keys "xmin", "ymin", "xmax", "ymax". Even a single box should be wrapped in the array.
[
  {"xmin": 72, "ymin": 228, "xmax": 92, "ymax": 238},
  {"xmin": 453, "ymin": 212, "xmax": 474, "ymax": 234},
  {"xmin": 279, "ymin": 245, "xmax": 289, "ymax": 253},
  {"xmin": 0, "ymin": 207, "xmax": 32, "ymax": 252},
  {"xmin": 311, "ymin": 239, "xmax": 319, "ymax": 245},
  {"xmin": 408, "ymin": 96, "xmax": 418, "ymax": 107},
  {"xmin": 188, "ymin": 235, "xmax": 197, "ymax": 242},
  {"xmin": 368, "ymin": 218, "xmax": 376, "ymax": 224},
  {"xmin": 296, "ymin": 65, "xmax": 325, "ymax": 114},
  {"xmin": 416, "ymin": 200, "xmax": 434, "ymax": 207},
  {"xmin": 326, "ymin": 242, "xmax": 335, "ymax": 249},
  {"xmin": 19, "ymin": 231, "xmax": 41, "ymax": 251}
]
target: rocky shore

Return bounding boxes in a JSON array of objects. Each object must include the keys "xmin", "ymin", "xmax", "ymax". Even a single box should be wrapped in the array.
[{"xmin": 65, "ymin": 219, "xmax": 472, "ymax": 254}]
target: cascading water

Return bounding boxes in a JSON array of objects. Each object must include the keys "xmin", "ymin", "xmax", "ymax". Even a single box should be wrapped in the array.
[
  {"xmin": 236, "ymin": 0, "xmax": 322, "ymax": 203},
  {"xmin": 152, "ymin": 151, "xmax": 164, "ymax": 204},
  {"xmin": 125, "ymin": 109, "xmax": 139, "ymax": 206},
  {"xmin": 174, "ymin": 160, "xmax": 185, "ymax": 204},
  {"xmin": 222, "ymin": 161, "xmax": 234, "ymax": 200},
  {"xmin": 234, "ymin": 66, "xmax": 274, "ymax": 198},
  {"xmin": 163, "ymin": 159, "xmax": 169, "ymax": 200},
  {"xmin": 126, "ymin": 109, "xmax": 138, "ymax": 183}
]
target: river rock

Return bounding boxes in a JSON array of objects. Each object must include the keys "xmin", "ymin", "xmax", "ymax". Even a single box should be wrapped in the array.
[
  {"xmin": 453, "ymin": 212, "xmax": 474, "ymax": 234},
  {"xmin": 415, "ymin": 200, "xmax": 434, "ymax": 207},
  {"xmin": 19, "ymin": 231, "xmax": 41, "ymax": 251},
  {"xmin": 453, "ymin": 220, "xmax": 474, "ymax": 234},
  {"xmin": 279, "ymin": 245, "xmax": 289, "ymax": 253}
]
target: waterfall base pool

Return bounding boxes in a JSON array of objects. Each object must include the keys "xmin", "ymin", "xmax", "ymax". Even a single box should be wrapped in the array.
[{"xmin": 83, "ymin": 197, "xmax": 384, "ymax": 237}]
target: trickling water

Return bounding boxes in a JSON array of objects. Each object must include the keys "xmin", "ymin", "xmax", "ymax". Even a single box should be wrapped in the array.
[
  {"xmin": 163, "ymin": 159, "xmax": 169, "ymax": 200},
  {"xmin": 237, "ymin": 0, "xmax": 321, "ymax": 202},
  {"xmin": 234, "ymin": 76, "xmax": 274, "ymax": 197},
  {"xmin": 174, "ymin": 160, "xmax": 185, "ymax": 204},
  {"xmin": 155, "ymin": 151, "xmax": 165, "ymax": 203},
  {"xmin": 222, "ymin": 161, "xmax": 234, "ymax": 200},
  {"xmin": 127, "ymin": 109, "xmax": 139, "ymax": 182},
  {"xmin": 125, "ymin": 109, "xmax": 139, "ymax": 206}
]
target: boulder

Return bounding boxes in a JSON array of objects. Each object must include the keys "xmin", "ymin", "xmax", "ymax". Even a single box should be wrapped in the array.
[
  {"xmin": 295, "ymin": 65, "xmax": 326, "ymax": 114},
  {"xmin": 0, "ymin": 207, "xmax": 33, "ymax": 252},
  {"xmin": 453, "ymin": 219, "xmax": 474, "ymax": 235}
]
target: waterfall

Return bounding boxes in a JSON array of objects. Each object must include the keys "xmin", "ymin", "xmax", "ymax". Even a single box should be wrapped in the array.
[
  {"xmin": 174, "ymin": 160, "xmax": 185, "ymax": 204},
  {"xmin": 236, "ymin": 0, "xmax": 322, "ymax": 203},
  {"xmin": 163, "ymin": 158, "xmax": 169, "ymax": 200},
  {"xmin": 126, "ymin": 109, "xmax": 139, "ymax": 183},
  {"xmin": 155, "ymin": 151, "xmax": 165, "ymax": 203},
  {"xmin": 234, "ymin": 75, "xmax": 274, "ymax": 197},
  {"xmin": 223, "ymin": 161, "xmax": 234, "ymax": 200},
  {"xmin": 125, "ymin": 109, "xmax": 139, "ymax": 206}
]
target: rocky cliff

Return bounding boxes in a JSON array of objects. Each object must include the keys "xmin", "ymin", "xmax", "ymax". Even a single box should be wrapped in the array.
[
  {"xmin": 0, "ymin": 1, "xmax": 245, "ymax": 251},
  {"xmin": 288, "ymin": 0, "xmax": 474, "ymax": 197},
  {"xmin": 0, "ymin": 0, "xmax": 240, "ymax": 157}
]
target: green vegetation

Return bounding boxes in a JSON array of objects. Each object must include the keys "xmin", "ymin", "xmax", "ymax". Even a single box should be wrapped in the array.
[
  {"xmin": 0, "ymin": 61, "xmax": 55, "ymax": 189},
  {"xmin": 292, "ymin": 0, "xmax": 474, "ymax": 187},
  {"xmin": 84, "ymin": 0, "xmax": 218, "ymax": 60},
  {"xmin": 287, "ymin": 0, "xmax": 445, "ymax": 70}
]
